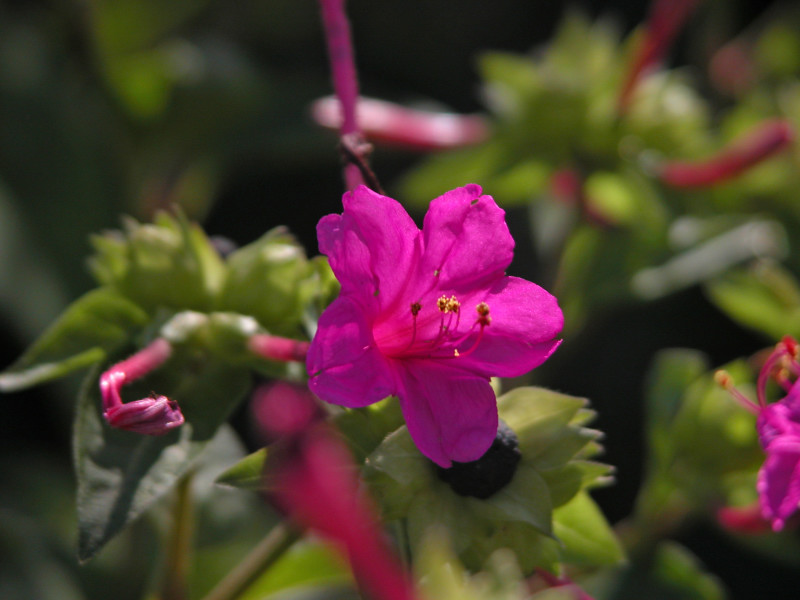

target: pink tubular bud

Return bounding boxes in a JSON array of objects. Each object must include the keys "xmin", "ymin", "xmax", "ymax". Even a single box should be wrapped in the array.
[
  {"xmin": 716, "ymin": 504, "xmax": 772, "ymax": 535},
  {"xmin": 99, "ymin": 338, "xmax": 184, "ymax": 435},
  {"xmin": 618, "ymin": 0, "xmax": 701, "ymax": 112},
  {"xmin": 312, "ymin": 96, "xmax": 489, "ymax": 151},
  {"xmin": 248, "ymin": 334, "xmax": 310, "ymax": 363},
  {"xmin": 658, "ymin": 119, "xmax": 795, "ymax": 188},
  {"xmin": 535, "ymin": 569, "xmax": 595, "ymax": 600}
]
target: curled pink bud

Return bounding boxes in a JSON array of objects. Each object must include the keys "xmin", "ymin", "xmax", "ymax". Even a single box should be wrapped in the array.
[
  {"xmin": 99, "ymin": 338, "xmax": 184, "ymax": 435},
  {"xmin": 618, "ymin": 0, "xmax": 701, "ymax": 112},
  {"xmin": 658, "ymin": 119, "xmax": 795, "ymax": 188},
  {"xmin": 104, "ymin": 395, "xmax": 184, "ymax": 435},
  {"xmin": 248, "ymin": 334, "xmax": 310, "ymax": 363},
  {"xmin": 312, "ymin": 96, "xmax": 489, "ymax": 151}
]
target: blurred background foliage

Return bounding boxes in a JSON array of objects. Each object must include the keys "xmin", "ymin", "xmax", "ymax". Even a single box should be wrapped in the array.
[{"xmin": 4, "ymin": 0, "xmax": 800, "ymax": 598}]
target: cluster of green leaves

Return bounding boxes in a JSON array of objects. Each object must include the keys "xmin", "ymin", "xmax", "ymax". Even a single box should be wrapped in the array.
[
  {"xmin": 0, "ymin": 212, "xmax": 334, "ymax": 562},
  {"xmin": 363, "ymin": 387, "xmax": 622, "ymax": 575},
  {"xmin": 397, "ymin": 12, "xmax": 797, "ymax": 331}
]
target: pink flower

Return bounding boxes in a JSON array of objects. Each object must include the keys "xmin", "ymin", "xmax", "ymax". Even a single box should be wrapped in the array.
[
  {"xmin": 719, "ymin": 336, "xmax": 800, "ymax": 531},
  {"xmin": 307, "ymin": 185, "xmax": 563, "ymax": 467},
  {"xmin": 254, "ymin": 382, "xmax": 418, "ymax": 600}
]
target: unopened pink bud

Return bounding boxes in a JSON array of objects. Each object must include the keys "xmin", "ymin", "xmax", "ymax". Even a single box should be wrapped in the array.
[
  {"xmin": 99, "ymin": 338, "xmax": 184, "ymax": 435},
  {"xmin": 312, "ymin": 96, "xmax": 489, "ymax": 151},
  {"xmin": 716, "ymin": 504, "xmax": 772, "ymax": 534},
  {"xmin": 658, "ymin": 119, "xmax": 794, "ymax": 188},
  {"xmin": 248, "ymin": 334, "xmax": 310, "ymax": 363}
]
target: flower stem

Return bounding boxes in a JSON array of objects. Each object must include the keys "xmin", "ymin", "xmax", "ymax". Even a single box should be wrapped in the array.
[
  {"xmin": 200, "ymin": 523, "xmax": 302, "ymax": 600},
  {"xmin": 161, "ymin": 472, "xmax": 194, "ymax": 600},
  {"xmin": 317, "ymin": 0, "xmax": 375, "ymax": 191}
]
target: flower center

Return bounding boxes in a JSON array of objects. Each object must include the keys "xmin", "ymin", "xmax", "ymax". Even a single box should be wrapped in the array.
[
  {"xmin": 435, "ymin": 420, "xmax": 521, "ymax": 499},
  {"xmin": 373, "ymin": 294, "xmax": 491, "ymax": 359}
]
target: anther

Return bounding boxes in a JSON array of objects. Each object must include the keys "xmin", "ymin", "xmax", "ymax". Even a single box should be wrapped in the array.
[
  {"xmin": 410, "ymin": 302, "xmax": 421, "ymax": 316},
  {"xmin": 714, "ymin": 370, "xmax": 733, "ymax": 389},
  {"xmin": 476, "ymin": 302, "xmax": 491, "ymax": 326},
  {"xmin": 437, "ymin": 296, "xmax": 448, "ymax": 312}
]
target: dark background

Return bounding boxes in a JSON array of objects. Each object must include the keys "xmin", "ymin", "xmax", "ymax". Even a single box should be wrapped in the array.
[{"xmin": 1, "ymin": 1, "xmax": 797, "ymax": 598}]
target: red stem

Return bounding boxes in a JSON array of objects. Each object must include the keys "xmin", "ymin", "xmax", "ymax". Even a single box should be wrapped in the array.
[{"xmin": 318, "ymin": 0, "xmax": 365, "ymax": 190}]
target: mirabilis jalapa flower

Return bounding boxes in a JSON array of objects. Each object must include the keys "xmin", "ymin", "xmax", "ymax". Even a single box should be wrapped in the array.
[
  {"xmin": 307, "ymin": 184, "xmax": 563, "ymax": 467},
  {"xmin": 718, "ymin": 336, "xmax": 800, "ymax": 531}
]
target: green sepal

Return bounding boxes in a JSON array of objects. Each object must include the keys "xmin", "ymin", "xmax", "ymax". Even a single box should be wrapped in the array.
[
  {"xmin": 74, "ymin": 352, "xmax": 251, "ymax": 561},
  {"xmin": 217, "ymin": 227, "xmax": 315, "ymax": 337},
  {"xmin": 552, "ymin": 491, "xmax": 625, "ymax": 567},
  {"xmin": 88, "ymin": 211, "xmax": 225, "ymax": 314},
  {"xmin": 0, "ymin": 288, "xmax": 148, "ymax": 392}
]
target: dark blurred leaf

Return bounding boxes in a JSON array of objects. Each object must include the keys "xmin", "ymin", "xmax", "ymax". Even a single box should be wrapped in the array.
[
  {"xmin": 0, "ymin": 288, "xmax": 147, "ymax": 392},
  {"xmin": 591, "ymin": 541, "xmax": 724, "ymax": 600}
]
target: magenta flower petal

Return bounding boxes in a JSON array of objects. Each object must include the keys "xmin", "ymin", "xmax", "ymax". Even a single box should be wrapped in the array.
[
  {"xmin": 307, "ymin": 296, "xmax": 395, "ymax": 407},
  {"xmin": 450, "ymin": 276, "xmax": 564, "ymax": 377},
  {"xmin": 395, "ymin": 360, "xmax": 498, "ymax": 468},
  {"xmin": 319, "ymin": 186, "xmax": 420, "ymax": 309},
  {"xmin": 757, "ymin": 436, "xmax": 800, "ymax": 531},
  {"xmin": 308, "ymin": 185, "xmax": 563, "ymax": 465},
  {"xmin": 418, "ymin": 185, "xmax": 514, "ymax": 290}
]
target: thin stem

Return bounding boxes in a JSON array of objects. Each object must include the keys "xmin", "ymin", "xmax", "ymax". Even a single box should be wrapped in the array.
[
  {"xmin": 200, "ymin": 523, "xmax": 302, "ymax": 600},
  {"xmin": 161, "ymin": 472, "xmax": 194, "ymax": 600},
  {"xmin": 318, "ymin": 0, "xmax": 368, "ymax": 190}
]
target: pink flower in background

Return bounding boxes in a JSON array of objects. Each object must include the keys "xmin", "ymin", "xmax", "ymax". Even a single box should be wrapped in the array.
[
  {"xmin": 719, "ymin": 336, "xmax": 800, "ymax": 531},
  {"xmin": 254, "ymin": 382, "xmax": 418, "ymax": 600},
  {"xmin": 658, "ymin": 119, "xmax": 794, "ymax": 188},
  {"xmin": 307, "ymin": 185, "xmax": 563, "ymax": 467}
]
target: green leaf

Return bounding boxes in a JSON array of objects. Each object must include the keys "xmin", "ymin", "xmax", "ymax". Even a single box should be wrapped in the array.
[
  {"xmin": 553, "ymin": 492, "xmax": 625, "ymax": 567},
  {"xmin": 74, "ymin": 355, "xmax": 251, "ymax": 561},
  {"xmin": 239, "ymin": 540, "xmax": 352, "ymax": 600},
  {"xmin": 705, "ymin": 262, "xmax": 800, "ymax": 341},
  {"xmin": 0, "ymin": 288, "xmax": 148, "ymax": 392},
  {"xmin": 333, "ymin": 398, "xmax": 404, "ymax": 463},
  {"xmin": 644, "ymin": 349, "xmax": 709, "ymax": 464},
  {"xmin": 215, "ymin": 448, "xmax": 268, "ymax": 491},
  {"xmin": 398, "ymin": 142, "xmax": 506, "ymax": 209}
]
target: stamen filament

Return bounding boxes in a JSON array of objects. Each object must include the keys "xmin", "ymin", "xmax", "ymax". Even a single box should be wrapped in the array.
[{"xmin": 715, "ymin": 370, "xmax": 760, "ymax": 414}]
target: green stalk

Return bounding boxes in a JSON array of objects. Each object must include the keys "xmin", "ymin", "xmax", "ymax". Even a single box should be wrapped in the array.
[
  {"xmin": 200, "ymin": 523, "xmax": 302, "ymax": 600},
  {"xmin": 161, "ymin": 472, "xmax": 194, "ymax": 600}
]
